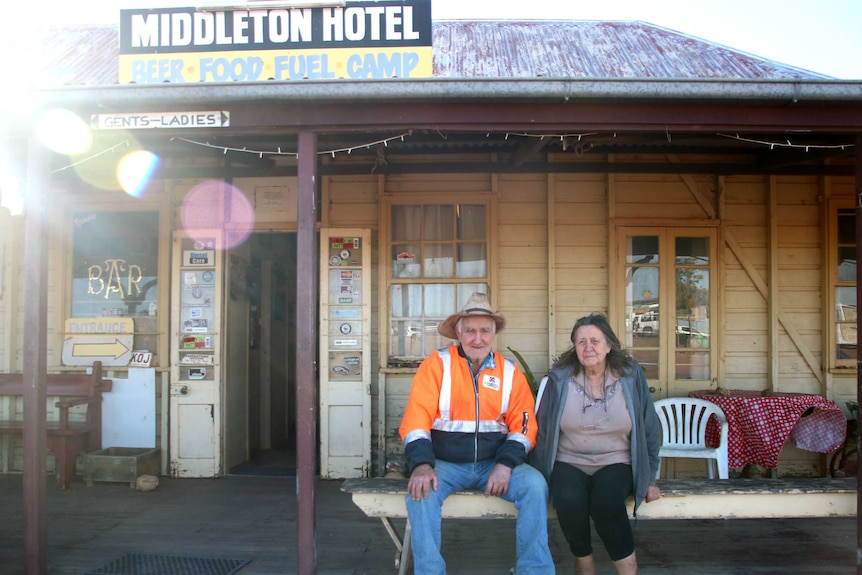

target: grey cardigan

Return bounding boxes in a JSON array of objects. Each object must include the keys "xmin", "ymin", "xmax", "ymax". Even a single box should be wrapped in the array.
[{"xmin": 529, "ymin": 360, "xmax": 661, "ymax": 517}]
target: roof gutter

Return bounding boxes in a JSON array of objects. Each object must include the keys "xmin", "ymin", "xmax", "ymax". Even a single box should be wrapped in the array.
[{"xmin": 30, "ymin": 77, "xmax": 862, "ymax": 109}]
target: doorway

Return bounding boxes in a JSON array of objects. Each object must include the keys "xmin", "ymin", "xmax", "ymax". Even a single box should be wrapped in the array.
[{"xmin": 229, "ymin": 232, "xmax": 297, "ymax": 477}]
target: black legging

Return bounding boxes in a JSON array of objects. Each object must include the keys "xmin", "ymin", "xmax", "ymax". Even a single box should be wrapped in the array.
[{"xmin": 550, "ymin": 461, "xmax": 635, "ymax": 561}]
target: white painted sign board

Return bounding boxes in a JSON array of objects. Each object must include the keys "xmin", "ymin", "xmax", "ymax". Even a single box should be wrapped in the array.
[{"xmin": 102, "ymin": 368, "xmax": 156, "ymax": 449}]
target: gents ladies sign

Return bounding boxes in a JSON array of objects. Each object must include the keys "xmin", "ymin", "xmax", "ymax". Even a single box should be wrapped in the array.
[{"xmin": 119, "ymin": 0, "xmax": 432, "ymax": 83}]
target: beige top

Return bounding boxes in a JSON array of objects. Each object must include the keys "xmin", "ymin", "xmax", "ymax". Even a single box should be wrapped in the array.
[{"xmin": 555, "ymin": 371, "xmax": 632, "ymax": 476}]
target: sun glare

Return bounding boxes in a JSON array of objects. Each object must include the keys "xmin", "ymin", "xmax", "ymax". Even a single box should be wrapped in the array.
[
  {"xmin": 117, "ymin": 150, "xmax": 160, "ymax": 198},
  {"xmin": 35, "ymin": 109, "xmax": 92, "ymax": 157}
]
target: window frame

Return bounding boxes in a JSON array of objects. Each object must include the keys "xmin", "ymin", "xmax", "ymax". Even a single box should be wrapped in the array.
[
  {"xmin": 830, "ymin": 202, "xmax": 857, "ymax": 370},
  {"xmin": 616, "ymin": 226, "xmax": 717, "ymax": 395},
  {"xmin": 380, "ymin": 192, "xmax": 494, "ymax": 368},
  {"xmin": 60, "ymin": 197, "xmax": 172, "ymax": 370}
]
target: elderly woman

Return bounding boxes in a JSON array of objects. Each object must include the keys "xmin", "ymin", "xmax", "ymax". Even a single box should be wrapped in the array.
[{"xmin": 531, "ymin": 314, "xmax": 662, "ymax": 575}]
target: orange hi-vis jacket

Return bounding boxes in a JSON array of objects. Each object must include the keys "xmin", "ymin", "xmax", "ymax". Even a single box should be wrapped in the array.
[{"xmin": 399, "ymin": 345, "xmax": 538, "ymax": 473}]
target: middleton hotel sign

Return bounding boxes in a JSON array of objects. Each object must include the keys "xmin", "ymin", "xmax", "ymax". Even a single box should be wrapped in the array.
[{"xmin": 119, "ymin": 0, "xmax": 432, "ymax": 84}]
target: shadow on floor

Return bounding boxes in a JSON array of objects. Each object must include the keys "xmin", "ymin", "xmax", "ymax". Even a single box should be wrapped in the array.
[{"xmin": 229, "ymin": 449, "xmax": 295, "ymax": 477}]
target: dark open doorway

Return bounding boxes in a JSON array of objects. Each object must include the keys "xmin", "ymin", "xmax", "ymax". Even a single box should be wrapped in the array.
[{"xmin": 230, "ymin": 232, "xmax": 297, "ymax": 477}]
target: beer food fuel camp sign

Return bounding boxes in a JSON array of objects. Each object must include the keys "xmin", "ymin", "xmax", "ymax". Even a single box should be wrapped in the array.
[{"xmin": 119, "ymin": 0, "xmax": 432, "ymax": 84}]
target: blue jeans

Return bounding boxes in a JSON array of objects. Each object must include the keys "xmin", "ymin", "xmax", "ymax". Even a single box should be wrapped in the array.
[{"xmin": 404, "ymin": 459, "xmax": 555, "ymax": 575}]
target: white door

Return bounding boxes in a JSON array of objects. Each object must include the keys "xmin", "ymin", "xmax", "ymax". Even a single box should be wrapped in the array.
[
  {"xmin": 319, "ymin": 229, "xmax": 372, "ymax": 478},
  {"xmin": 170, "ymin": 231, "xmax": 222, "ymax": 477}
]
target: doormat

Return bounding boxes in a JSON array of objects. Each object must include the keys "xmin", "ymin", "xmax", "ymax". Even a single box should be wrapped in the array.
[{"xmin": 85, "ymin": 554, "xmax": 250, "ymax": 575}]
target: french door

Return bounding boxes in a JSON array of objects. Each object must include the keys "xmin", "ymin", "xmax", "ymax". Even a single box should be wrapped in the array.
[{"xmin": 618, "ymin": 228, "xmax": 717, "ymax": 398}]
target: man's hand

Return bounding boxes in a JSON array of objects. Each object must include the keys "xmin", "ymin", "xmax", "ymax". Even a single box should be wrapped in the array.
[
  {"xmin": 408, "ymin": 464, "xmax": 438, "ymax": 501},
  {"xmin": 645, "ymin": 483, "xmax": 662, "ymax": 502},
  {"xmin": 484, "ymin": 463, "xmax": 512, "ymax": 497}
]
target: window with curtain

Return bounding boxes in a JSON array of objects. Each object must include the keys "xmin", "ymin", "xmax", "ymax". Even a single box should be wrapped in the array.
[{"xmin": 388, "ymin": 202, "xmax": 488, "ymax": 365}]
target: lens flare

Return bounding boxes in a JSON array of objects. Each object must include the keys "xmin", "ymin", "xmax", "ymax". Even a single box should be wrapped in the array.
[
  {"xmin": 0, "ymin": 162, "xmax": 23, "ymax": 216},
  {"xmin": 117, "ymin": 150, "xmax": 160, "ymax": 198},
  {"xmin": 35, "ymin": 109, "xmax": 92, "ymax": 156},
  {"xmin": 180, "ymin": 180, "xmax": 255, "ymax": 249}
]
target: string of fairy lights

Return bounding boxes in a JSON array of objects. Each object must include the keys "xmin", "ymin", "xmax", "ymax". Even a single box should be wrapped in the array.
[{"xmin": 49, "ymin": 130, "xmax": 856, "ymax": 173}]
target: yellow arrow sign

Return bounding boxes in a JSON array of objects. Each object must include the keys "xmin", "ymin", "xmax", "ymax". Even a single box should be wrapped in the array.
[
  {"xmin": 72, "ymin": 339, "xmax": 130, "ymax": 359},
  {"xmin": 62, "ymin": 335, "xmax": 135, "ymax": 367}
]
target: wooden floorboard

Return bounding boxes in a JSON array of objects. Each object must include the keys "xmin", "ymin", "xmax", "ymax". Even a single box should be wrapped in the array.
[{"xmin": 0, "ymin": 473, "xmax": 855, "ymax": 574}]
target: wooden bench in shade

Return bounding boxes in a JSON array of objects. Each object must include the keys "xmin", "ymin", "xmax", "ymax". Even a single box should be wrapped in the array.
[
  {"xmin": 0, "ymin": 362, "xmax": 112, "ymax": 489},
  {"xmin": 342, "ymin": 476, "xmax": 856, "ymax": 574}
]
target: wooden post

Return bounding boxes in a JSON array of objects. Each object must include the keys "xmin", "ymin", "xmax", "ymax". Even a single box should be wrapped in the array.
[
  {"xmin": 296, "ymin": 131, "xmax": 318, "ymax": 575},
  {"xmin": 22, "ymin": 137, "xmax": 48, "ymax": 575},
  {"xmin": 855, "ymin": 134, "xmax": 862, "ymax": 575}
]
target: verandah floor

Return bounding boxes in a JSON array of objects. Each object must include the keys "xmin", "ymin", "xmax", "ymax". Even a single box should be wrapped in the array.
[{"xmin": 0, "ymin": 473, "xmax": 854, "ymax": 575}]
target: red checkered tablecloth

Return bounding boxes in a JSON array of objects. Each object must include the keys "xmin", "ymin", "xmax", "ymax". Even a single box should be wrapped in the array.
[{"xmin": 688, "ymin": 390, "xmax": 847, "ymax": 469}]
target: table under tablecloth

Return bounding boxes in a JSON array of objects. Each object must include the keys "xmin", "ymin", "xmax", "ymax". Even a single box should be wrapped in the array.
[{"xmin": 688, "ymin": 390, "xmax": 847, "ymax": 469}]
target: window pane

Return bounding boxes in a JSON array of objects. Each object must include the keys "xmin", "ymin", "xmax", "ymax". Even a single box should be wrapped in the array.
[
  {"xmin": 423, "ymin": 244, "xmax": 454, "ymax": 278},
  {"xmin": 391, "ymin": 284, "xmax": 422, "ymax": 318},
  {"xmin": 392, "ymin": 205, "xmax": 421, "ymax": 241},
  {"xmin": 425, "ymin": 284, "xmax": 456, "ymax": 317},
  {"xmin": 457, "ymin": 243, "xmax": 487, "ymax": 278},
  {"xmin": 675, "ymin": 351, "xmax": 710, "ymax": 380},
  {"xmin": 675, "ymin": 237, "xmax": 710, "ymax": 265},
  {"xmin": 836, "ymin": 324, "xmax": 857, "ymax": 360},
  {"xmin": 72, "ymin": 211, "xmax": 159, "ymax": 318},
  {"xmin": 627, "ymin": 235, "xmax": 661, "ymax": 347},
  {"xmin": 626, "ymin": 236, "xmax": 658, "ymax": 264},
  {"xmin": 838, "ymin": 247, "xmax": 856, "ymax": 282},
  {"xmin": 392, "ymin": 244, "xmax": 421, "ymax": 278},
  {"xmin": 630, "ymin": 349, "xmax": 658, "ymax": 380},
  {"xmin": 675, "ymin": 324, "xmax": 710, "ymax": 349},
  {"xmin": 838, "ymin": 209, "xmax": 855, "ymax": 244},
  {"xmin": 675, "ymin": 268, "xmax": 709, "ymax": 330},
  {"xmin": 424, "ymin": 205, "xmax": 454, "ymax": 241},
  {"xmin": 457, "ymin": 204, "xmax": 486, "ymax": 240},
  {"xmin": 391, "ymin": 319, "xmax": 423, "ymax": 357},
  {"xmin": 836, "ymin": 287, "xmax": 857, "ymax": 320},
  {"xmin": 457, "ymin": 284, "xmax": 489, "ymax": 309}
]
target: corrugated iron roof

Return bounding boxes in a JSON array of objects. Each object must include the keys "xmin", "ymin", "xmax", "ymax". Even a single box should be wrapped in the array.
[
  {"xmin": 433, "ymin": 20, "xmax": 830, "ymax": 80},
  {"xmin": 9, "ymin": 19, "xmax": 829, "ymax": 89},
  {"xmin": 11, "ymin": 26, "xmax": 119, "ymax": 89}
]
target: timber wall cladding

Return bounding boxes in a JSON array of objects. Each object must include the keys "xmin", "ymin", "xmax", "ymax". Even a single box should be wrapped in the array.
[
  {"xmin": 497, "ymin": 174, "xmax": 549, "ymax": 375},
  {"xmin": 723, "ymin": 176, "xmax": 824, "ymax": 394},
  {"xmin": 724, "ymin": 176, "xmax": 769, "ymax": 388},
  {"xmin": 774, "ymin": 176, "xmax": 823, "ymax": 394},
  {"xmin": 552, "ymin": 173, "xmax": 608, "ymax": 356}
]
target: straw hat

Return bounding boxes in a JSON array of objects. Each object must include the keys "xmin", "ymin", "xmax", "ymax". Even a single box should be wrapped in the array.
[{"xmin": 438, "ymin": 292, "xmax": 506, "ymax": 340}]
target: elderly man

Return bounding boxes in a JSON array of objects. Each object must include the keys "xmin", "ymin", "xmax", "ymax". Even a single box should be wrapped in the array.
[{"xmin": 399, "ymin": 293, "xmax": 555, "ymax": 575}]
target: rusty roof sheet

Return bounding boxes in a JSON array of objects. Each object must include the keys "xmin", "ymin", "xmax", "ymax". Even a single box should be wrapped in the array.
[
  {"xmin": 433, "ymin": 20, "xmax": 830, "ymax": 80},
  {"xmin": 11, "ymin": 26, "xmax": 119, "ymax": 89},
  {"xmin": 11, "ymin": 19, "xmax": 830, "ymax": 89}
]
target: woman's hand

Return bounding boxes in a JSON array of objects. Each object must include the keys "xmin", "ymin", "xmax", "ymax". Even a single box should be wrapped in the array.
[{"xmin": 645, "ymin": 483, "xmax": 662, "ymax": 502}]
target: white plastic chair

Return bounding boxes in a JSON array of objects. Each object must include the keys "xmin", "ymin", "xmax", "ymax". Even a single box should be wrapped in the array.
[{"xmin": 654, "ymin": 397, "xmax": 729, "ymax": 479}]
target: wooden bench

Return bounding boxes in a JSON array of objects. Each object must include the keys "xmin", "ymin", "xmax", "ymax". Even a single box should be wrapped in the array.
[
  {"xmin": 0, "ymin": 362, "xmax": 112, "ymax": 489},
  {"xmin": 342, "ymin": 476, "xmax": 856, "ymax": 574}
]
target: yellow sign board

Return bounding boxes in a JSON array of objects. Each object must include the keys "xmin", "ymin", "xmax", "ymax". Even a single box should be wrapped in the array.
[
  {"xmin": 62, "ymin": 335, "xmax": 134, "ymax": 367},
  {"xmin": 65, "ymin": 317, "xmax": 135, "ymax": 335},
  {"xmin": 62, "ymin": 317, "xmax": 135, "ymax": 366},
  {"xmin": 120, "ymin": 47, "xmax": 432, "ymax": 83}
]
